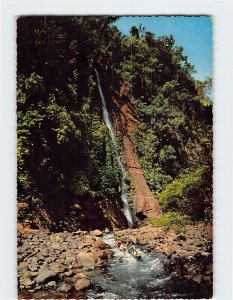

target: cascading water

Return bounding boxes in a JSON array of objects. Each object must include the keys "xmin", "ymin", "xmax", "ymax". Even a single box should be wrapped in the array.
[
  {"xmin": 95, "ymin": 69, "xmax": 134, "ymax": 228},
  {"xmin": 86, "ymin": 233, "xmax": 194, "ymax": 299}
]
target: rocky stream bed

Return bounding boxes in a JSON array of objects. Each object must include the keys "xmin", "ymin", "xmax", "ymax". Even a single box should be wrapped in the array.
[{"xmin": 18, "ymin": 223, "xmax": 213, "ymax": 299}]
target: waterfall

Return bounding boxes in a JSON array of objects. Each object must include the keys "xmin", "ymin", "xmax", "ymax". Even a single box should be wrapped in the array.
[{"xmin": 95, "ymin": 69, "xmax": 134, "ymax": 228}]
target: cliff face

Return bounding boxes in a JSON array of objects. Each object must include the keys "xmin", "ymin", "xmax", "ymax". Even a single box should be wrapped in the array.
[
  {"xmin": 109, "ymin": 86, "xmax": 161, "ymax": 220},
  {"xmin": 123, "ymin": 136, "xmax": 161, "ymax": 219}
]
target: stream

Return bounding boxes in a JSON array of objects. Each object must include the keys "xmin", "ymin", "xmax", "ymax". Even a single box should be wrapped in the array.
[
  {"xmin": 18, "ymin": 231, "xmax": 211, "ymax": 299},
  {"xmin": 93, "ymin": 71, "xmax": 193, "ymax": 299},
  {"xmin": 86, "ymin": 233, "xmax": 196, "ymax": 299}
]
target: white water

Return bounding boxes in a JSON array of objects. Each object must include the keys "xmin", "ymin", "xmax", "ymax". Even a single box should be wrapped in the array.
[
  {"xmin": 95, "ymin": 69, "xmax": 134, "ymax": 228},
  {"xmin": 87, "ymin": 233, "xmax": 198, "ymax": 299},
  {"xmin": 87, "ymin": 233, "xmax": 178, "ymax": 299}
]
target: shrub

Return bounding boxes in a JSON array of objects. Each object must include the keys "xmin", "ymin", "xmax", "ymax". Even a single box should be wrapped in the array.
[
  {"xmin": 158, "ymin": 166, "xmax": 212, "ymax": 220},
  {"xmin": 149, "ymin": 212, "xmax": 190, "ymax": 232}
]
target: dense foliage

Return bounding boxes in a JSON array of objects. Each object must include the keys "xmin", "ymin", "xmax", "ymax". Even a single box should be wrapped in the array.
[
  {"xmin": 118, "ymin": 26, "xmax": 213, "ymax": 222},
  {"xmin": 17, "ymin": 17, "xmax": 123, "ymax": 230},
  {"xmin": 149, "ymin": 212, "xmax": 190, "ymax": 233},
  {"xmin": 17, "ymin": 17, "xmax": 212, "ymax": 230}
]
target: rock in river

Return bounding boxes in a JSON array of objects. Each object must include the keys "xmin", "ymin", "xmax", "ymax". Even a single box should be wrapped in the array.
[{"xmin": 75, "ymin": 278, "xmax": 91, "ymax": 291}]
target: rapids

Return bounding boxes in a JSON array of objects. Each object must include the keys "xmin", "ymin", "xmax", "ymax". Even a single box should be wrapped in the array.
[{"xmin": 86, "ymin": 233, "xmax": 195, "ymax": 299}]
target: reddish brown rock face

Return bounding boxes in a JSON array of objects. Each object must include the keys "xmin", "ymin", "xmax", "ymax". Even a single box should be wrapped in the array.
[
  {"xmin": 110, "ymin": 88, "xmax": 161, "ymax": 220},
  {"xmin": 123, "ymin": 136, "xmax": 161, "ymax": 219}
]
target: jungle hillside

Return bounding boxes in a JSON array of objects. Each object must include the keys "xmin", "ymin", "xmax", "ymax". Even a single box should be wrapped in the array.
[{"xmin": 17, "ymin": 16, "xmax": 212, "ymax": 232}]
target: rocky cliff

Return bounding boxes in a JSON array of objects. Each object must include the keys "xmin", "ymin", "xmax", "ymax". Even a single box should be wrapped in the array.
[{"xmin": 108, "ymin": 85, "xmax": 161, "ymax": 221}]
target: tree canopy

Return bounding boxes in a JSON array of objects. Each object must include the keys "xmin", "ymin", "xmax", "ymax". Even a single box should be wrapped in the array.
[{"xmin": 17, "ymin": 17, "xmax": 212, "ymax": 230}]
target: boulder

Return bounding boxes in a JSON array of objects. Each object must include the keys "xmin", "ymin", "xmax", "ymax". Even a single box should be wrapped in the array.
[
  {"xmin": 49, "ymin": 262, "xmax": 67, "ymax": 273},
  {"xmin": 20, "ymin": 277, "xmax": 33, "ymax": 287},
  {"xmin": 69, "ymin": 242, "xmax": 78, "ymax": 249},
  {"xmin": 54, "ymin": 235, "xmax": 61, "ymax": 242},
  {"xmin": 18, "ymin": 269, "xmax": 31, "ymax": 278},
  {"xmin": 46, "ymin": 281, "xmax": 56, "ymax": 288},
  {"xmin": 73, "ymin": 272, "xmax": 88, "ymax": 281},
  {"xmin": 166, "ymin": 245, "xmax": 178, "ymax": 257},
  {"xmin": 73, "ymin": 230, "xmax": 83, "ymax": 235},
  {"xmin": 95, "ymin": 258, "xmax": 106, "ymax": 267},
  {"xmin": 75, "ymin": 278, "xmax": 91, "ymax": 291},
  {"xmin": 176, "ymin": 233, "xmax": 186, "ymax": 241},
  {"xmin": 92, "ymin": 239, "xmax": 106, "ymax": 250},
  {"xmin": 18, "ymin": 262, "xmax": 29, "ymax": 269},
  {"xmin": 128, "ymin": 235, "xmax": 137, "ymax": 243},
  {"xmin": 40, "ymin": 249, "xmax": 49, "ymax": 257},
  {"xmin": 183, "ymin": 244, "xmax": 196, "ymax": 251},
  {"xmin": 51, "ymin": 242, "xmax": 61, "ymax": 250},
  {"xmin": 77, "ymin": 252, "xmax": 95, "ymax": 268},
  {"xmin": 73, "ymin": 230, "xmax": 88, "ymax": 236},
  {"xmin": 64, "ymin": 270, "xmax": 75, "ymax": 277},
  {"xmin": 30, "ymin": 271, "xmax": 39, "ymax": 277},
  {"xmin": 35, "ymin": 269, "xmax": 58, "ymax": 284},
  {"xmin": 193, "ymin": 239, "xmax": 204, "ymax": 247},
  {"xmin": 83, "ymin": 235, "xmax": 96, "ymax": 245},
  {"xmin": 59, "ymin": 283, "xmax": 72, "ymax": 292},
  {"xmin": 28, "ymin": 256, "xmax": 38, "ymax": 265},
  {"xmin": 93, "ymin": 250, "xmax": 108, "ymax": 260},
  {"xmin": 82, "ymin": 265, "xmax": 95, "ymax": 271},
  {"xmin": 78, "ymin": 242, "xmax": 90, "ymax": 250},
  {"xmin": 192, "ymin": 274, "xmax": 202, "ymax": 284},
  {"xmin": 72, "ymin": 262, "xmax": 82, "ymax": 269},
  {"xmin": 45, "ymin": 257, "xmax": 53, "ymax": 264},
  {"xmin": 181, "ymin": 251, "xmax": 195, "ymax": 258},
  {"xmin": 104, "ymin": 249, "xmax": 114, "ymax": 257},
  {"xmin": 90, "ymin": 230, "xmax": 103, "ymax": 237},
  {"xmin": 65, "ymin": 252, "xmax": 77, "ymax": 265},
  {"xmin": 29, "ymin": 264, "xmax": 38, "ymax": 272}
]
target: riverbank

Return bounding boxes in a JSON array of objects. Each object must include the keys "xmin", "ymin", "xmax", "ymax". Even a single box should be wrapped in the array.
[
  {"xmin": 18, "ymin": 222, "xmax": 213, "ymax": 298},
  {"xmin": 115, "ymin": 222, "xmax": 212, "ymax": 257},
  {"xmin": 18, "ymin": 227, "xmax": 113, "ymax": 298},
  {"xmin": 116, "ymin": 222, "xmax": 213, "ymax": 297}
]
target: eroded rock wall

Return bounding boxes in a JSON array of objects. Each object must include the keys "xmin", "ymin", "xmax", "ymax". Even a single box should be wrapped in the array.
[{"xmin": 109, "ymin": 87, "xmax": 161, "ymax": 220}]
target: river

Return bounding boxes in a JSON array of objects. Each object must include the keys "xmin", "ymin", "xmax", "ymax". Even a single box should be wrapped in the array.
[
  {"xmin": 19, "ymin": 231, "xmax": 210, "ymax": 299},
  {"xmin": 86, "ymin": 233, "xmax": 198, "ymax": 299}
]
